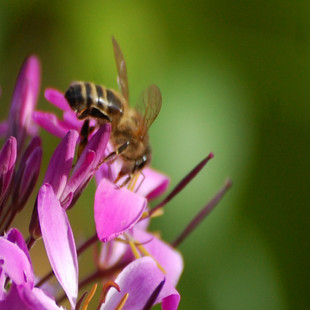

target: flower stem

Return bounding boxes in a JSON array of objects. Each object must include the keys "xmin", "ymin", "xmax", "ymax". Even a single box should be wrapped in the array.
[
  {"xmin": 77, "ymin": 233, "xmax": 98, "ymax": 256},
  {"xmin": 26, "ymin": 235, "xmax": 36, "ymax": 251}
]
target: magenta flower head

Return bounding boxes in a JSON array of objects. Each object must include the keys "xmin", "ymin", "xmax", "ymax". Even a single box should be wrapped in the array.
[
  {"xmin": 0, "ymin": 50, "xmax": 232, "ymax": 309},
  {"xmin": 29, "ymin": 124, "xmax": 110, "ymax": 239},
  {"xmin": 101, "ymin": 257, "xmax": 180, "ymax": 310},
  {"xmin": 0, "ymin": 228, "xmax": 63, "ymax": 309}
]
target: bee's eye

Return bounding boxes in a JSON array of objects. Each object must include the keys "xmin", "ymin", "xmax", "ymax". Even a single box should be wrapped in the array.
[{"xmin": 136, "ymin": 155, "xmax": 148, "ymax": 170}]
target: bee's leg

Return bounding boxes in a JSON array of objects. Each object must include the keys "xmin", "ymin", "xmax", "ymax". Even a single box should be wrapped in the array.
[
  {"xmin": 97, "ymin": 141, "xmax": 129, "ymax": 169},
  {"xmin": 102, "ymin": 141, "xmax": 129, "ymax": 164},
  {"xmin": 77, "ymin": 119, "xmax": 90, "ymax": 158}
]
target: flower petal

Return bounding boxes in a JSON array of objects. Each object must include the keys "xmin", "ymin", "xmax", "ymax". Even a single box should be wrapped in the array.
[
  {"xmin": 37, "ymin": 184, "xmax": 78, "ymax": 308},
  {"xmin": 0, "ymin": 121, "xmax": 8, "ymax": 138},
  {"xmin": 0, "ymin": 136, "xmax": 17, "ymax": 204},
  {"xmin": 61, "ymin": 124, "xmax": 110, "ymax": 209},
  {"xmin": 136, "ymin": 167, "xmax": 170, "ymax": 200},
  {"xmin": 6, "ymin": 228, "xmax": 32, "ymax": 268},
  {"xmin": 44, "ymin": 88, "xmax": 71, "ymax": 112},
  {"xmin": 94, "ymin": 179, "xmax": 147, "ymax": 242},
  {"xmin": 0, "ymin": 284, "xmax": 28, "ymax": 309},
  {"xmin": 101, "ymin": 257, "xmax": 180, "ymax": 310},
  {"xmin": 32, "ymin": 111, "xmax": 73, "ymax": 138},
  {"xmin": 131, "ymin": 228, "xmax": 183, "ymax": 287},
  {"xmin": 43, "ymin": 130, "xmax": 78, "ymax": 198},
  {"xmin": 0, "ymin": 237, "xmax": 34, "ymax": 289},
  {"xmin": 18, "ymin": 286, "xmax": 64, "ymax": 310},
  {"xmin": 98, "ymin": 237, "xmax": 128, "ymax": 269},
  {"xmin": 7, "ymin": 55, "xmax": 40, "ymax": 147},
  {"xmin": 95, "ymin": 143, "xmax": 123, "ymax": 184},
  {"xmin": 12, "ymin": 138, "xmax": 42, "ymax": 212}
]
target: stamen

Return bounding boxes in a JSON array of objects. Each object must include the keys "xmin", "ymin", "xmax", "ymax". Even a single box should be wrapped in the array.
[
  {"xmin": 100, "ymin": 280, "xmax": 121, "ymax": 304},
  {"xmin": 128, "ymin": 239, "xmax": 141, "ymax": 259},
  {"xmin": 81, "ymin": 283, "xmax": 98, "ymax": 310},
  {"xmin": 150, "ymin": 153, "xmax": 214, "ymax": 216},
  {"xmin": 140, "ymin": 208, "xmax": 163, "ymax": 221},
  {"xmin": 172, "ymin": 178, "xmax": 232, "ymax": 248},
  {"xmin": 76, "ymin": 292, "xmax": 88, "ymax": 310},
  {"xmin": 114, "ymin": 293, "xmax": 129, "ymax": 310},
  {"xmin": 142, "ymin": 279, "xmax": 166, "ymax": 310},
  {"xmin": 115, "ymin": 235, "xmax": 154, "ymax": 246},
  {"xmin": 126, "ymin": 234, "xmax": 166, "ymax": 273},
  {"xmin": 136, "ymin": 243, "xmax": 166, "ymax": 274}
]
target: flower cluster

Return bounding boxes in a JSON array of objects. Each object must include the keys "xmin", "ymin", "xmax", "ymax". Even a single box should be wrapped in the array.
[{"xmin": 0, "ymin": 55, "xmax": 231, "ymax": 309}]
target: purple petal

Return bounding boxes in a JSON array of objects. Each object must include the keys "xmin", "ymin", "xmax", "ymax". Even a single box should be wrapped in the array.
[
  {"xmin": 6, "ymin": 228, "xmax": 32, "ymax": 268},
  {"xmin": 98, "ymin": 237, "xmax": 128, "ymax": 269},
  {"xmin": 0, "ymin": 237, "xmax": 34, "ymax": 288},
  {"xmin": 60, "ymin": 150, "xmax": 95, "ymax": 209},
  {"xmin": 0, "ymin": 137, "xmax": 17, "ymax": 204},
  {"xmin": 7, "ymin": 55, "xmax": 40, "ymax": 147},
  {"xmin": 95, "ymin": 143, "xmax": 123, "ymax": 184},
  {"xmin": 131, "ymin": 228, "xmax": 184, "ymax": 287},
  {"xmin": 37, "ymin": 184, "xmax": 78, "ymax": 308},
  {"xmin": 95, "ymin": 179, "xmax": 147, "ymax": 242},
  {"xmin": 43, "ymin": 130, "xmax": 78, "ymax": 198},
  {"xmin": 63, "ymin": 110, "xmax": 84, "ymax": 130},
  {"xmin": 136, "ymin": 168, "xmax": 170, "ymax": 200},
  {"xmin": 101, "ymin": 257, "xmax": 180, "ymax": 310},
  {"xmin": 44, "ymin": 88, "xmax": 71, "ymax": 112},
  {"xmin": 0, "ymin": 284, "xmax": 28, "ymax": 309},
  {"xmin": 0, "ymin": 121, "xmax": 8, "ymax": 137},
  {"xmin": 76, "ymin": 124, "xmax": 111, "ymax": 169},
  {"xmin": 61, "ymin": 124, "xmax": 111, "ymax": 209},
  {"xmin": 32, "ymin": 111, "xmax": 73, "ymax": 138},
  {"xmin": 17, "ymin": 286, "xmax": 62, "ymax": 310},
  {"xmin": 12, "ymin": 140, "xmax": 42, "ymax": 212}
]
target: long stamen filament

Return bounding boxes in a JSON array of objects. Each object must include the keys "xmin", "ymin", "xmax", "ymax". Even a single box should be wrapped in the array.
[
  {"xmin": 82, "ymin": 283, "xmax": 98, "ymax": 310},
  {"xmin": 150, "ymin": 153, "xmax": 214, "ymax": 216},
  {"xmin": 172, "ymin": 178, "xmax": 232, "ymax": 248},
  {"xmin": 114, "ymin": 293, "xmax": 129, "ymax": 310},
  {"xmin": 136, "ymin": 243, "xmax": 166, "ymax": 274}
]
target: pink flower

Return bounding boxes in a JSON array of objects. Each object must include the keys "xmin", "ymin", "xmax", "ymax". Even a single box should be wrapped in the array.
[
  {"xmin": 33, "ymin": 88, "xmax": 84, "ymax": 138},
  {"xmin": 0, "ymin": 229, "xmax": 63, "ymax": 309},
  {"xmin": 0, "ymin": 53, "xmax": 232, "ymax": 310},
  {"xmin": 101, "ymin": 257, "xmax": 180, "ymax": 310},
  {"xmin": 29, "ymin": 124, "xmax": 110, "ymax": 238}
]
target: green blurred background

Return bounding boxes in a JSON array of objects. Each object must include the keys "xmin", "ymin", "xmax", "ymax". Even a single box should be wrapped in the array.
[{"xmin": 0, "ymin": 1, "xmax": 309, "ymax": 309}]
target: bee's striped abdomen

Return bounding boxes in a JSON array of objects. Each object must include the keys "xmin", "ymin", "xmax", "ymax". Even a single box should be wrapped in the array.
[{"xmin": 65, "ymin": 81, "xmax": 124, "ymax": 123}]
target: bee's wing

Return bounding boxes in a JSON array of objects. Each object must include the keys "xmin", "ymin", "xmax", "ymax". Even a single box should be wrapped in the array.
[
  {"xmin": 112, "ymin": 36, "xmax": 129, "ymax": 103},
  {"xmin": 136, "ymin": 84, "xmax": 162, "ymax": 140}
]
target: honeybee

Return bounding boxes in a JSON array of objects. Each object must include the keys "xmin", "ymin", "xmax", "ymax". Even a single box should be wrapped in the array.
[{"xmin": 65, "ymin": 37, "xmax": 162, "ymax": 184}]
